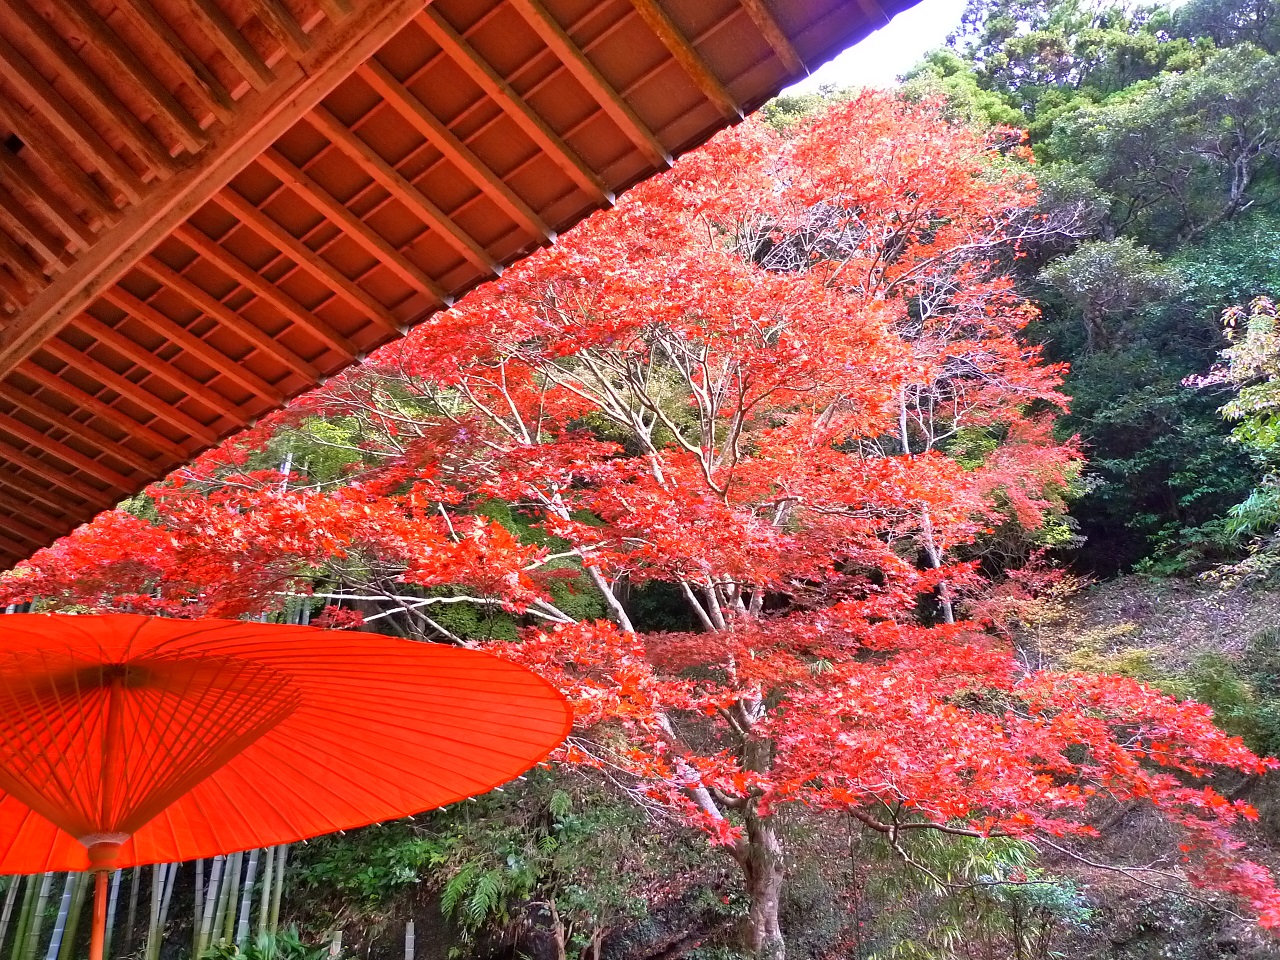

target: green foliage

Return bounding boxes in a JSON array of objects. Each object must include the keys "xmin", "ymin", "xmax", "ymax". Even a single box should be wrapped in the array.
[
  {"xmin": 200, "ymin": 928, "xmax": 329, "ymax": 960},
  {"xmin": 860, "ymin": 831, "xmax": 1093, "ymax": 959},
  {"xmin": 436, "ymin": 776, "xmax": 685, "ymax": 956},
  {"xmin": 291, "ymin": 821, "xmax": 450, "ymax": 911}
]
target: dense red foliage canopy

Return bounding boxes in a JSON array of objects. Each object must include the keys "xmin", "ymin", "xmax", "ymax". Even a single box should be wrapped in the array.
[{"xmin": 6, "ymin": 94, "xmax": 1278, "ymax": 942}]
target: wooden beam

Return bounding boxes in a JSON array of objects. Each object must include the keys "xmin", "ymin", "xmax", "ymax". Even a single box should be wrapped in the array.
[
  {"xmin": 168, "ymin": 0, "xmax": 274, "ymax": 92},
  {"xmin": 252, "ymin": 0, "xmax": 310, "ymax": 61},
  {"xmin": 0, "ymin": 264, "xmax": 29, "ymax": 308},
  {"xmin": 308, "ymin": 106, "xmax": 497, "ymax": 275},
  {"xmin": 627, "ymin": 0, "xmax": 740, "ymax": 121},
  {"xmin": 0, "ymin": 227, "xmax": 44, "ymax": 292},
  {"xmin": 0, "ymin": 97, "xmax": 117, "ymax": 224},
  {"xmin": 1, "ymin": 0, "xmax": 177, "ymax": 177},
  {"xmin": 0, "ymin": 149, "xmax": 95, "ymax": 251},
  {"xmin": 257, "ymin": 148, "xmax": 448, "ymax": 304},
  {"xmin": 0, "ymin": 480, "xmax": 68, "ymax": 532},
  {"xmin": 136, "ymin": 255, "xmax": 323, "ymax": 384},
  {"xmin": 0, "ymin": 412, "xmax": 136, "ymax": 491},
  {"xmin": 55, "ymin": 0, "xmax": 207, "ymax": 153},
  {"xmin": 0, "ymin": 380, "xmax": 157, "ymax": 474},
  {"xmin": 507, "ymin": 0, "xmax": 670, "ymax": 168},
  {"xmin": 72, "ymin": 314, "xmax": 250, "ymax": 426},
  {"xmin": 113, "ymin": 0, "xmax": 236, "ymax": 126},
  {"xmin": 0, "ymin": 409, "xmax": 134, "ymax": 489},
  {"xmin": 16, "ymin": 359, "xmax": 187, "ymax": 462},
  {"xmin": 0, "ymin": 491, "xmax": 57, "ymax": 546},
  {"xmin": 735, "ymin": 0, "xmax": 803, "ymax": 75},
  {"xmin": 0, "ymin": 32, "xmax": 146, "ymax": 204},
  {"xmin": 101, "ymin": 285, "xmax": 285, "ymax": 404},
  {"xmin": 39, "ymin": 338, "xmax": 220, "ymax": 446},
  {"xmin": 174, "ymin": 221, "xmax": 358, "ymax": 360},
  {"xmin": 417, "ymin": 8, "xmax": 611, "ymax": 204},
  {"xmin": 0, "ymin": 458, "xmax": 96, "ymax": 512},
  {"xmin": 0, "ymin": 430, "xmax": 117, "ymax": 506},
  {"xmin": 0, "ymin": 184, "xmax": 67, "ymax": 270},
  {"xmin": 358, "ymin": 60, "xmax": 553, "ymax": 243},
  {"xmin": 211, "ymin": 188, "xmax": 402, "ymax": 338},
  {"xmin": 0, "ymin": 517, "xmax": 46, "ymax": 552},
  {"xmin": 0, "ymin": 0, "xmax": 431, "ymax": 378},
  {"xmin": 315, "ymin": 0, "xmax": 353, "ymax": 23}
]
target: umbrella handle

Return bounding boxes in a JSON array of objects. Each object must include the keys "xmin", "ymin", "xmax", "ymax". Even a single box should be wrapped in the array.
[{"xmin": 89, "ymin": 871, "xmax": 107, "ymax": 960}]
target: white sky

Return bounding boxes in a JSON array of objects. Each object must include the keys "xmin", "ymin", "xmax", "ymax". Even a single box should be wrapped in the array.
[
  {"xmin": 783, "ymin": 0, "xmax": 1192, "ymax": 94},
  {"xmin": 784, "ymin": 0, "xmax": 970, "ymax": 94}
]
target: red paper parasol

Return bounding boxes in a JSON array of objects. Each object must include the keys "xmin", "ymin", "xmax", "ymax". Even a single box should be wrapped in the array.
[{"xmin": 0, "ymin": 613, "xmax": 572, "ymax": 959}]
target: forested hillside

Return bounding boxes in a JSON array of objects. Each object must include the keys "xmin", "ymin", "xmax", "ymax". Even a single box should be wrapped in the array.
[{"xmin": 7, "ymin": 1, "xmax": 1280, "ymax": 958}]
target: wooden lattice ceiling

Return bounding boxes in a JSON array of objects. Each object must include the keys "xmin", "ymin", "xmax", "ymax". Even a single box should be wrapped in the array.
[{"xmin": 0, "ymin": 0, "xmax": 919, "ymax": 566}]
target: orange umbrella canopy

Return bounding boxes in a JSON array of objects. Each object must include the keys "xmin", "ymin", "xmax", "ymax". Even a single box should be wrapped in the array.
[{"xmin": 0, "ymin": 613, "xmax": 572, "ymax": 874}]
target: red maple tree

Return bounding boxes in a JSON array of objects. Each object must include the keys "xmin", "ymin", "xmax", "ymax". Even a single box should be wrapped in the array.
[{"xmin": 6, "ymin": 94, "xmax": 1278, "ymax": 956}]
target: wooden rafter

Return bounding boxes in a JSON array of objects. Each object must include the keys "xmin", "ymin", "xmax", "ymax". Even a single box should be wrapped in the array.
[
  {"xmin": 316, "ymin": 0, "xmax": 354, "ymax": 22},
  {"xmin": 735, "ymin": 0, "xmax": 803, "ymax": 75},
  {"xmin": 416, "ymin": 8, "xmax": 611, "ymax": 204},
  {"xmin": 0, "ymin": 381, "xmax": 156, "ymax": 474},
  {"xmin": 0, "ymin": 435, "xmax": 112, "ymax": 507},
  {"xmin": 210, "ymin": 188, "xmax": 402, "ymax": 338},
  {"xmin": 507, "ymin": 0, "xmax": 670, "ymax": 168},
  {"xmin": 112, "ymin": 0, "xmax": 235, "ymax": 126},
  {"xmin": 0, "ymin": 461, "xmax": 93, "ymax": 512},
  {"xmin": 0, "ymin": 32, "xmax": 146, "ymax": 204},
  {"xmin": 252, "ymin": 0, "xmax": 310, "ymax": 61},
  {"xmin": 54, "ymin": 0, "xmax": 207, "ymax": 153},
  {"xmin": 357, "ymin": 60, "xmax": 553, "ymax": 243},
  {"xmin": 168, "ymin": 0, "xmax": 275, "ymax": 92},
  {"xmin": 0, "ymin": 96, "xmax": 118, "ymax": 223},
  {"xmin": 307, "ymin": 106, "xmax": 498, "ymax": 275},
  {"xmin": 257, "ymin": 147, "xmax": 448, "ymax": 305},
  {"xmin": 71, "ymin": 314, "xmax": 249, "ymax": 427},
  {"xmin": 627, "ymin": 0, "xmax": 740, "ymax": 121},
  {"xmin": 0, "ymin": 491, "xmax": 57, "ymax": 545},
  {"xmin": 39, "ymin": 338, "xmax": 220, "ymax": 445},
  {"xmin": 0, "ymin": 415, "xmax": 132, "ymax": 493},
  {"xmin": 174, "ymin": 222, "xmax": 358, "ymax": 361},
  {"xmin": 136, "ymin": 255, "xmax": 323, "ymax": 385},
  {"xmin": 0, "ymin": 227, "xmax": 44, "ymax": 292},
  {"xmin": 0, "ymin": 148, "xmax": 95, "ymax": 252},
  {"xmin": 1, "ymin": 0, "xmax": 176, "ymax": 176},
  {"xmin": 0, "ymin": 183, "xmax": 65, "ymax": 269},
  {"xmin": 16, "ymin": 359, "xmax": 190, "ymax": 464},
  {"xmin": 100, "ymin": 285, "xmax": 285, "ymax": 405},
  {"xmin": 0, "ymin": 0, "xmax": 431, "ymax": 379}
]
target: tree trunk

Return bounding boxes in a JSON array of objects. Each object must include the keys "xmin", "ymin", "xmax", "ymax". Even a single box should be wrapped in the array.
[{"xmin": 740, "ymin": 812, "xmax": 785, "ymax": 960}]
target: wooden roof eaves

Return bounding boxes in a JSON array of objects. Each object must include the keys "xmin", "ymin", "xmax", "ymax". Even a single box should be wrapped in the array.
[{"xmin": 0, "ymin": 0, "xmax": 432, "ymax": 383}]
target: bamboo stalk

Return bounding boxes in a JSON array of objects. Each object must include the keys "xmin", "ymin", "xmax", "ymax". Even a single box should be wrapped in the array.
[
  {"xmin": 42, "ymin": 875, "xmax": 74, "ymax": 960},
  {"xmin": 0, "ymin": 877, "xmax": 22, "ymax": 959},
  {"xmin": 199, "ymin": 856, "xmax": 225, "ymax": 954},
  {"xmin": 235, "ymin": 850, "xmax": 260, "ymax": 947},
  {"xmin": 268, "ymin": 847, "xmax": 288, "ymax": 936},
  {"xmin": 193, "ymin": 860, "xmax": 204, "ymax": 958},
  {"xmin": 103, "ymin": 871, "xmax": 121, "ymax": 960},
  {"xmin": 144, "ymin": 865, "xmax": 163, "ymax": 960},
  {"xmin": 22, "ymin": 873, "xmax": 54, "ymax": 960},
  {"xmin": 124, "ymin": 869, "xmax": 140, "ymax": 954},
  {"xmin": 221, "ymin": 852, "xmax": 241, "ymax": 944},
  {"xmin": 10, "ymin": 875, "xmax": 37, "ymax": 960},
  {"xmin": 55, "ymin": 874, "xmax": 88, "ymax": 960},
  {"xmin": 157, "ymin": 863, "xmax": 177, "ymax": 946},
  {"xmin": 256, "ymin": 847, "xmax": 275, "ymax": 941}
]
